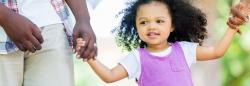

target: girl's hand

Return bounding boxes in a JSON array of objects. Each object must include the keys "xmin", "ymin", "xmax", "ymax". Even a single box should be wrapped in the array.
[{"xmin": 76, "ymin": 38, "xmax": 85, "ymax": 59}]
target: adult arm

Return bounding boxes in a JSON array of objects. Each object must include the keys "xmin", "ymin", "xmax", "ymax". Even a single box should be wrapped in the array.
[{"xmin": 65, "ymin": 0, "xmax": 97, "ymax": 59}]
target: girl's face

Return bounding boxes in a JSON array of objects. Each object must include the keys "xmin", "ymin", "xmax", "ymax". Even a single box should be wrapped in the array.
[{"xmin": 136, "ymin": 1, "xmax": 174, "ymax": 49}]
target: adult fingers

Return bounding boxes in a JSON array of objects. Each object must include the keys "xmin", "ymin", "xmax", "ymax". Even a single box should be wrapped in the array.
[
  {"xmin": 15, "ymin": 42, "xmax": 26, "ymax": 52},
  {"xmin": 231, "ymin": 5, "xmax": 248, "ymax": 22},
  {"xmin": 227, "ymin": 21, "xmax": 240, "ymax": 30},
  {"xmin": 32, "ymin": 26, "xmax": 44, "ymax": 44},
  {"xmin": 82, "ymin": 36, "xmax": 96, "ymax": 59},
  {"xmin": 22, "ymin": 40, "xmax": 36, "ymax": 53},
  {"xmin": 29, "ymin": 34, "xmax": 42, "ymax": 50},
  {"xmin": 228, "ymin": 17, "xmax": 244, "ymax": 26},
  {"xmin": 87, "ymin": 44, "xmax": 97, "ymax": 60},
  {"xmin": 85, "ymin": 45, "xmax": 94, "ymax": 60},
  {"xmin": 79, "ymin": 34, "xmax": 90, "ymax": 59},
  {"xmin": 234, "ymin": 17, "xmax": 247, "ymax": 25}
]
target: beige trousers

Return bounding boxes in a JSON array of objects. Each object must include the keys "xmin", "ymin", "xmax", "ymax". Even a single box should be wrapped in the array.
[{"xmin": 0, "ymin": 24, "xmax": 74, "ymax": 86}]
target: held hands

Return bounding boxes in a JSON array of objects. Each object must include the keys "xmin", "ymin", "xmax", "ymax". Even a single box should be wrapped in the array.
[
  {"xmin": 2, "ymin": 11, "xmax": 44, "ymax": 53},
  {"xmin": 75, "ymin": 38, "xmax": 96, "ymax": 61},
  {"xmin": 73, "ymin": 20, "xmax": 97, "ymax": 60},
  {"xmin": 227, "ymin": 2, "xmax": 250, "ymax": 33}
]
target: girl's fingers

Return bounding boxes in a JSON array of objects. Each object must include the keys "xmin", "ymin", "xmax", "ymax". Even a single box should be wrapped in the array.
[
  {"xmin": 227, "ymin": 21, "xmax": 240, "ymax": 30},
  {"xmin": 76, "ymin": 39, "xmax": 86, "ymax": 59}
]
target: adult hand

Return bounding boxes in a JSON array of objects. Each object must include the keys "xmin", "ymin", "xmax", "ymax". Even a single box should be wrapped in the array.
[
  {"xmin": 73, "ymin": 20, "xmax": 97, "ymax": 60},
  {"xmin": 228, "ymin": 3, "xmax": 249, "ymax": 29},
  {"xmin": 1, "ymin": 11, "xmax": 44, "ymax": 53}
]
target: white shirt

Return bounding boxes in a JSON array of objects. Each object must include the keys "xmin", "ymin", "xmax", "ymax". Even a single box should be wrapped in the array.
[
  {"xmin": 119, "ymin": 41, "xmax": 198, "ymax": 80},
  {"xmin": 17, "ymin": 0, "xmax": 62, "ymax": 27}
]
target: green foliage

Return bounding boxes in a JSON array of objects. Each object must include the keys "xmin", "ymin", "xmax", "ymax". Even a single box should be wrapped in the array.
[
  {"xmin": 73, "ymin": 57, "xmax": 102, "ymax": 86},
  {"xmin": 217, "ymin": 0, "xmax": 250, "ymax": 86}
]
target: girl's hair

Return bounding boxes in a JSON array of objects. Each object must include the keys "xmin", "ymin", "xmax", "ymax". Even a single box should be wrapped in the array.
[{"xmin": 113, "ymin": 0, "xmax": 207, "ymax": 51}]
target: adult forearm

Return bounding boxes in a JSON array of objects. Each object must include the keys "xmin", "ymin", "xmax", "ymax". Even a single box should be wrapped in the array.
[
  {"xmin": 0, "ymin": 4, "xmax": 12, "ymax": 26},
  {"xmin": 65, "ymin": 0, "xmax": 90, "ymax": 22}
]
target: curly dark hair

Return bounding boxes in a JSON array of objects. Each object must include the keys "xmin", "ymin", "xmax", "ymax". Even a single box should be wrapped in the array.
[{"xmin": 113, "ymin": 0, "xmax": 207, "ymax": 51}]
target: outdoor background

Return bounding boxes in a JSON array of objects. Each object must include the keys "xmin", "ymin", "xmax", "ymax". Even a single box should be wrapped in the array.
[{"xmin": 73, "ymin": 0, "xmax": 250, "ymax": 86}]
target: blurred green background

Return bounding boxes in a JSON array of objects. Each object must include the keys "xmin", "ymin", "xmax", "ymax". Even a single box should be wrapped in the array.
[
  {"xmin": 217, "ymin": 0, "xmax": 250, "ymax": 86},
  {"xmin": 74, "ymin": 0, "xmax": 250, "ymax": 86}
]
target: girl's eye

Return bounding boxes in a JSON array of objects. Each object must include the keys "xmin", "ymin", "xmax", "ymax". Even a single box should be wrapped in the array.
[
  {"xmin": 140, "ymin": 21, "xmax": 148, "ymax": 25},
  {"xmin": 156, "ymin": 20, "xmax": 165, "ymax": 23}
]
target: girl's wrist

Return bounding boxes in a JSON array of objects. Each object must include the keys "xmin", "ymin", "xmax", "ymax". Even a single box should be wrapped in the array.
[
  {"xmin": 228, "ymin": 28, "xmax": 238, "ymax": 34},
  {"xmin": 87, "ymin": 58, "xmax": 96, "ymax": 63}
]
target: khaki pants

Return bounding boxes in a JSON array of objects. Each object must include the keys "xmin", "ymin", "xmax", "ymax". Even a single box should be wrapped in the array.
[{"xmin": 0, "ymin": 24, "xmax": 74, "ymax": 86}]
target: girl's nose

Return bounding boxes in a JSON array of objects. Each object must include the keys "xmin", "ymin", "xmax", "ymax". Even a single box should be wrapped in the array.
[{"xmin": 148, "ymin": 22, "xmax": 157, "ymax": 30}]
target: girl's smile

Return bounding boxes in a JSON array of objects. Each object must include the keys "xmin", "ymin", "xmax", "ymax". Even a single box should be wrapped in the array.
[
  {"xmin": 146, "ymin": 31, "xmax": 160, "ymax": 39},
  {"xmin": 136, "ymin": 1, "xmax": 174, "ymax": 51}
]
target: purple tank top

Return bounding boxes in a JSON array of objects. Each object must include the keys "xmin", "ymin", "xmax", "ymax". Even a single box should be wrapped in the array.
[{"xmin": 138, "ymin": 42, "xmax": 193, "ymax": 86}]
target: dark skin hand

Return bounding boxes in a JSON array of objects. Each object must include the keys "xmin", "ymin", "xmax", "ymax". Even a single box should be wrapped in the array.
[
  {"xmin": 65, "ymin": 0, "xmax": 97, "ymax": 60},
  {"xmin": 73, "ymin": 20, "xmax": 97, "ymax": 60},
  {"xmin": 0, "ymin": 4, "xmax": 44, "ymax": 53}
]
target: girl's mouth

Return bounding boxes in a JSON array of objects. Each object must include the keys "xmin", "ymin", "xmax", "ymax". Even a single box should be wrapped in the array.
[{"xmin": 147, "ymin": 32, "xmax": 160, "ymax": 38}]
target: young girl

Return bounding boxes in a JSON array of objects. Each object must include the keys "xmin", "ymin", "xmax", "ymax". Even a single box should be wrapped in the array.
[{"xmin": 76, "ymin": 0, "xmax": 246, "ymax": 86}]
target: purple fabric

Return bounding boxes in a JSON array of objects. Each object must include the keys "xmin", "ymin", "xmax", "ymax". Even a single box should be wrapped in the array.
[{"xmin": 138, "ymin": 42, "xmax": 193, "ymax": 86}]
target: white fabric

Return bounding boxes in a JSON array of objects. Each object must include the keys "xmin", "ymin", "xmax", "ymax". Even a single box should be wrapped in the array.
[
  {"xmin": 119, "ymin": 41, "xmax": 198, "ymax": 79},
  {"xmin": 16, "ymin": 0, "xmax": 62, "ymax": 27}
]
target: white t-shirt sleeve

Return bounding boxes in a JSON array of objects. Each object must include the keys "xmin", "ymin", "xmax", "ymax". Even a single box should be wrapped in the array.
[
  {"xmin": 119, "ymin": 49, "xmax": 140, "ymax": 79},
  {"xmin": 179, "ymin": 41, "xmax": 198, "ymax": 67}
]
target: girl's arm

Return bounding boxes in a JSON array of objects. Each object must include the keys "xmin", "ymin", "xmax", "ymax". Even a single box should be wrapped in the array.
[
  {"xmin": 196, "ymin": 1, "xmax": 250, "ymax": 61},
  {"xmin": 87, "ymin": 59, "xmax": 128, "ymax": 83},
  {"xmin": 196, "ymin": 28, "xmax": 237, "ymax": 61},
  {"xmin": 76, "ymin": 38, "xmax": 128, "ymax": 83}
]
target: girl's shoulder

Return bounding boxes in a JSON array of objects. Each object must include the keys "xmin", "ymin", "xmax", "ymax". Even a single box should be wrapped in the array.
[
  {"xmin": 125, "ymin": 48, "xmax": 140, "ymax": 61},
  {"xmin": 173, "ymin": 41, "xmax": 198, "ymax": 67}
]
